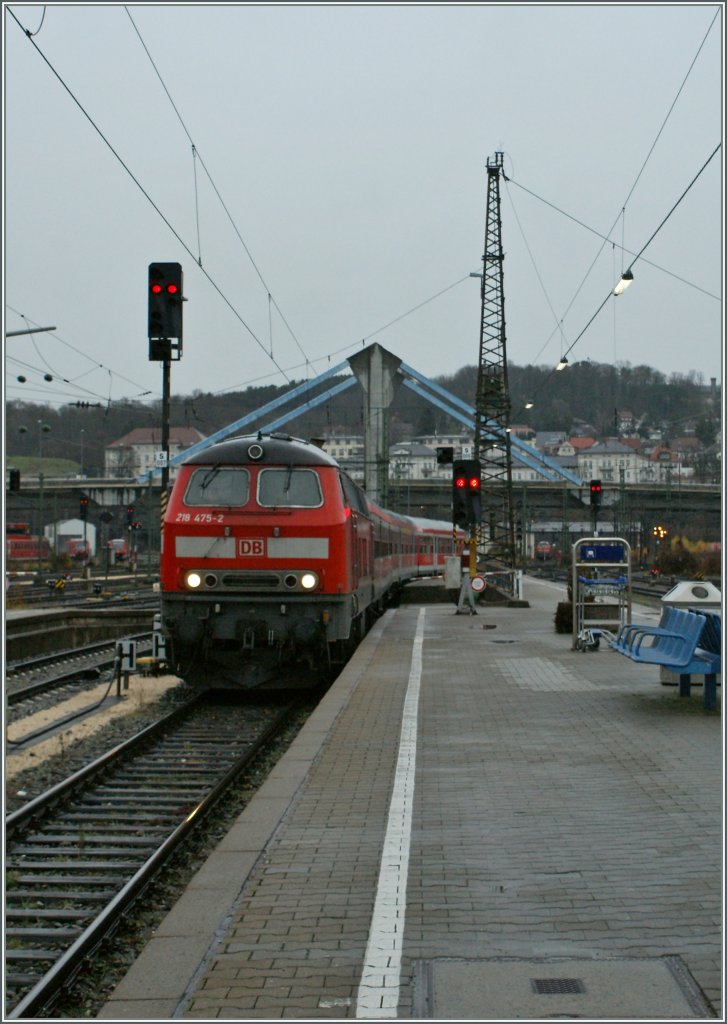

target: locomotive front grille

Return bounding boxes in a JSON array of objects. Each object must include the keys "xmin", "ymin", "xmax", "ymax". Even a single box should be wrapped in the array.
[{"xmin": 221, "ymin": 572, "xmax": 281, "ymax": 589}]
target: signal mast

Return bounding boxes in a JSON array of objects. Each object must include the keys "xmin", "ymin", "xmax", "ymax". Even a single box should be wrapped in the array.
[{"xmin": 473, "ymin": 152, "xmax": 517, "ymax": 571}]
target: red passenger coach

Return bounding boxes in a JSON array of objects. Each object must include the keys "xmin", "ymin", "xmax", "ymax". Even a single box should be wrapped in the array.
[{"xmin": 160, "ymin": 433, "xmax": 462, "ymax": 689}]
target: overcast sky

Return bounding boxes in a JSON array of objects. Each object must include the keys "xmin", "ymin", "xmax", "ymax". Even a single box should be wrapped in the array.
[{"xmin": 3, "ymin": 2, "xmax": 723, "ymax": 416}]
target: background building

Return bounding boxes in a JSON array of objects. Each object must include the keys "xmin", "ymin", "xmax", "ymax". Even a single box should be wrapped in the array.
[{"xmin": 104, "ymin": 428, "xmax": 206, "ymax": 480}]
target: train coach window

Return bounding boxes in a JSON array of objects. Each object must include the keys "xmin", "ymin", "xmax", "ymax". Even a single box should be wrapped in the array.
[
  {"xmin": 258, "ymin": 468, "xmax": 323, "ymax": 508},
  {"xmin": 184, "ymin": 467, "xmax": 250, "ymax": 506}
]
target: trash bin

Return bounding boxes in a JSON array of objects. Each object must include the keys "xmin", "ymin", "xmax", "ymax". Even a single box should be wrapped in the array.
[{"xmin": 660, "ymin": 580, "xmax": 721, "ymax": 611}]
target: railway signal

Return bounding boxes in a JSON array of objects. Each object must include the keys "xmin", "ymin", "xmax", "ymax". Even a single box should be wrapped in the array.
[
  {"xmin": 452, "ymin": 467, "xmax": 468, "ymax": 526},
  {"xmin": 589, "ymin": 479, "xmax": 602, "ymax": 507},
  {"xmin": 452, "ymin": 459, "xmax": 481, "ymax": 527},
  {"xmin": 9, "ymin": 468, "xmax": 21, "ymax": 492},
  {"xmin": 79, "ymin": 496, "xmax": 89, "ymax": 520},
  {"xmin": 148, "ymin": 262, "xmax": 183, "ymax": 353},
  {"xmin": 126, "ymin": 505, "xmax": 135, "ymax": 527}
]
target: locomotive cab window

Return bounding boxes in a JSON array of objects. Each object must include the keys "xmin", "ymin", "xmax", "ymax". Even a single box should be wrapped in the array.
[
  {"xmin": 184, "ymin": 467, "xmax": 250, "ymax": 507},
  {"xmin": 340, "ymin": 473, "xmax": 369, "ymax": 516},
  {"xmin": 257, "ymin": 468, "xmax": 323, "ymax": 508}
]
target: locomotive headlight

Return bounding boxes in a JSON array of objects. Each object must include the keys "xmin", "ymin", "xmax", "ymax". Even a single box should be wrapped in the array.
[
  {"xmin": 300, "ymin": 572, "xmax": 319, "ymax": 591},
  {"xmin": 185, "ymin": 571, "xmax": 203, "ymax": 589}
]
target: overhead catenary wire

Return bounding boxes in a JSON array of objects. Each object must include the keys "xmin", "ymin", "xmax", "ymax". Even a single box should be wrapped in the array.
[
  {"xmin": 7, "ymin": 7, "xmax": 719, "ymax": 414},
  {"xmin": 5, "ymin": 304, "xmax": 160, "ymax": 399},
  {"xmin": 11, "ymin": 6, "xmax": 472, "ymax": 404},
  {"xmin": 503, "ymin": 185, "xmax": 571, "ymax": 366},
  {"xmin": 516, "ymin": 143, "xmax": 721, "ymax": 417},
  {"xmin": 210, "ymin": 274, "xmax": 473, "ymax": 395},
  {"xmin": 8, "ymin": 7, "xmax": 292, "ymax": 384},
  {"xmin": 504, "ymin": 178, "xmax": 720, "ymax": 302},
  {"xmin": 619, "ymin": 5, "xmax": 721, "ymax": 213},
  {"xmin": 505, "ymin": 3, "xmax": 721, "ymax": 352},
  {"xmin": 124, "ymin": 6, "xmax": 311, "ymax": 367}
]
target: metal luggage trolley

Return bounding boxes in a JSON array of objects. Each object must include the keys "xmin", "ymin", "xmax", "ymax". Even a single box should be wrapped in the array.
[{"xmin": 571, "ymin": 537, "xmax": 632, "ymax": 651}]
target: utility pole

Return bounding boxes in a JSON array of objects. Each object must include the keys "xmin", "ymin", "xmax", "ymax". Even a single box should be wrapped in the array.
[
  {"xmin": 36, "ymin": 472, "xmax": 44, "ymax": 577},
  {"xmin": 473, "ymin": 151, "xmax": 516, "ymax": 571}
]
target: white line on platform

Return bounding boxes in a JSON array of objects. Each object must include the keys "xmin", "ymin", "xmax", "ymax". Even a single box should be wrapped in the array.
[{"xmin": 355, "ymin": 606, "xmax": 425, "ymax": 1019}]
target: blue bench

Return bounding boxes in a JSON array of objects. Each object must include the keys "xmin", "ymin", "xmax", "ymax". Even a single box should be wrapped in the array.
[
  {"xmin": 609, "ymin": 607, "xmax": 721, "ymax": 711},
  {"xmin": 610, "ymin": 605, "xmax": 682, "ymax": 656},
  {"xmin": 689, "ymin": 607, "xmax": 721, "ymax": 655}
]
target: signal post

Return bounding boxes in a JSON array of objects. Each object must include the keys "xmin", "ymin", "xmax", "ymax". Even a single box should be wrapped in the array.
[
  {"xmin": 452, "ymin": 457, "xmax": 482, "ymax": 615},
  {"xmin": 148, "ymin": 262, "xmax": 184, "ymax": 532},
  {"xmin": 589, "ymin": 478, "xmax": 602, "ymax": 534}
]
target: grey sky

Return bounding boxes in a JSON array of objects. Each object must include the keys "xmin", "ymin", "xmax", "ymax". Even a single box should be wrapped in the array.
[{"xmin": 3, "ymin": 3, "xmax": 723, "ymax": 415}]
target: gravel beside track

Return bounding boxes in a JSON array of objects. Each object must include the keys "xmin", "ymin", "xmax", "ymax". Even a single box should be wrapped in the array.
[{"xmin": 5, "ymin": 676, "xmax": 318, "ymax": 1018}]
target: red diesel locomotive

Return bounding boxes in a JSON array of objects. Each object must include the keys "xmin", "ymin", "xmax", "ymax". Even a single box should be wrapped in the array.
[{"xmin": 160, "ymin": 433, "xmax": 462, "ymax": 688}]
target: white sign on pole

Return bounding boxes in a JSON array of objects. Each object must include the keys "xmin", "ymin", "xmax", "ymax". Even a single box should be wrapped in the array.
[
  {"xmin": 155, "ymin": 451, "xmax": 168, "ymax": 467},
  {"xmin": 461, "ymin": 445, "xmax": 473, "ymax": 458}
]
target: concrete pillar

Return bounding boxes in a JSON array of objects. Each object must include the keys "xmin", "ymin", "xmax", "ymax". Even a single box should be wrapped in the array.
[{"xmin": 348, "ymin": 344, "xmax": 402, "ymax": 504}]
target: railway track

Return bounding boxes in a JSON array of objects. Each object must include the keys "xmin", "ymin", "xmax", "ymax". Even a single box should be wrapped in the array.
[
  {"xmin": 5, "ymin": 692, "xmax": 297, "ymax": 1018},
  {"xmin": 532, "ymin": 569, "xmax": 720, "ymax": 604},
  {"xmin": 5, "ymin": 635, "xmax": 154, "ymax": 727}
]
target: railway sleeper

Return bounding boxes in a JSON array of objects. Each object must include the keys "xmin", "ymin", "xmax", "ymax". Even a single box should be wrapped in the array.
[
  {"xmin": 6, "ymin": 859, "xmax": 143, "ymax": 871},
  {"xmin": 8, "ymin": 890, "xmax": 113, "ymax": 902},
  {"xmin": 10, "ymin": 833, "xmax": 160, "ymax": 846},
  {"xmin": 11, "ymin": 874, "xmax": 124, "ymax": 885},
  {"xmin": 6, "ymin": 926, "xmax": 84, "ymax": 941},
  {"xmin": 6, "ymin": 949, "xmax": 62, "ymax": 962},
  {"xmin": 6, "ymin": 908, "xmax": 94, "ymax": 921}
]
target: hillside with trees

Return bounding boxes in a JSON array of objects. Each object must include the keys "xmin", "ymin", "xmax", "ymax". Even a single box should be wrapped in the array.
[{"xmin": 5, "ymin": 361, "xmax": 720, "ymax": 478}]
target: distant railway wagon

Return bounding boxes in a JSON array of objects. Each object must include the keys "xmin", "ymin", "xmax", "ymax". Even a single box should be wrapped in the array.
[
  {"xmin": 535, "ymin": 540, "xmax": 558, "ymax": 560},
  {"xmin": 62, "ymin": 538, "xmax": 91, "ymax": 560},
  {"xmin": 6, "ymin": 535, "xmax": 52, "ymax": 561},
  {"xmin": 6, "ymin": 521, "xmax": 32, "ymax": 536},
  {"xmin": 108, "ymin": 538, "xmax": 129, "ymax": 562}
]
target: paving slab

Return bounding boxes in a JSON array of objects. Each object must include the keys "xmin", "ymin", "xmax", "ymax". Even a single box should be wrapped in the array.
[{"xmin": 98, "ymin": 577, "xmax": 721, "ymax": 1020}]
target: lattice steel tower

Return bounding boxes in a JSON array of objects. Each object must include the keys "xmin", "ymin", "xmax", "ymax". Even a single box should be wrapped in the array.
[{"xmin": 473, "ymin": 152, "xmax": 517, "ymax": 568}]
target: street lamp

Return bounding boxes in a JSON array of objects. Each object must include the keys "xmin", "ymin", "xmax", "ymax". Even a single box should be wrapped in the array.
[
  {"xmin": 613, "ymin": 269, "xmax": 634, "ymax": 296},
  {"xmin": 556, "ymin": 356, "xmax": 568, "ymax": 371}
]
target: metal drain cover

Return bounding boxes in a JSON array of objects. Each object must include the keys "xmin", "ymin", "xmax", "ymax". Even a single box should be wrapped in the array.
[{"xmin": 413, "ymin": 957, "xmax": 713, "ymax": 1019}]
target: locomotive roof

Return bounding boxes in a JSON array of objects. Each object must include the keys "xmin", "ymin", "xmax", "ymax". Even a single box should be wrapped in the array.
[{"xmin": 182, "ymin": 433, "xmax": 340, "ymax": 468}]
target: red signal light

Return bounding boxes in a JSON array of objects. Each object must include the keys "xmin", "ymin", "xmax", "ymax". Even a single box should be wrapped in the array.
[
  {"xmin": 468, "ymin": 476, "xmax": 481, "ymax": 491},
  {"xmin": 151, "ymin": 283, "xmax": 162, "ymax": 294},
  {"xmin": 455, "ymin": 476, "xmax": 467, "ymax": 489},
  {"xmin": 166, "ymin": 284, "xmax": 178, "ymax": 294}
]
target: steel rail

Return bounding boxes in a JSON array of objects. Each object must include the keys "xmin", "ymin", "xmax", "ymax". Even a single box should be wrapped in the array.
[
  {"xmin": 6, "ymin": 635, "xmax": 154, "ymax": 710},
  {"xmin": 6, "ymin": 696, "xmax": 296, "ymax": 1018}
]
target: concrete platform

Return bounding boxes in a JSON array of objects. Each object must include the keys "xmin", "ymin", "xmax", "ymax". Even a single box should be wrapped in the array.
[{"xmin": 98, "ymin": 577, "xmax": 721, "ymax": 1020}]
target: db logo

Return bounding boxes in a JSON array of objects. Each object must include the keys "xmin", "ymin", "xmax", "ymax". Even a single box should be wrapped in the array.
[{"xmin": 239, "ymin": 538, "xmax": 264, "ymax": 556}]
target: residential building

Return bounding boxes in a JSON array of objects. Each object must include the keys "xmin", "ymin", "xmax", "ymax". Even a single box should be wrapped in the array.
[
  {"xmin": 105, "ymin": 427, "xmax": 206, "ymax": 479},
  {"xmin": 389, "ymin": 442, "xmax": 439, "ymax": 481},
  {"xmin": 322, "ymin": 434, "xmax": 365, "ymax": 481},
  {"xmin": 577, "ymin": 439, "xmax": 645, "ymax": 484}
]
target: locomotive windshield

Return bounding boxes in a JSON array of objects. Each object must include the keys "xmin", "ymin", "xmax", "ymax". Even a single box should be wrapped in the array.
[
  {"xmin": 257, "ymin": 467, "xmax": 323, "ymax": 508},
  {"xmin": 184, "ymin": 467, "xmax": 251, "ymax": 506}
]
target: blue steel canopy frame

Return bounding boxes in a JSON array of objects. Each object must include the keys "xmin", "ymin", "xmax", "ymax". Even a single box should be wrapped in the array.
[
  {"xmin": 138, "ymin": 360, "xmax": 351, "ymax": 481},
  {"xmin": 137, "ymin": 347, "xmax": 581, "ymax": 488},
  {"xmin": 398, "ymin": 362, "xmax": 581, "ymax": 486}
]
